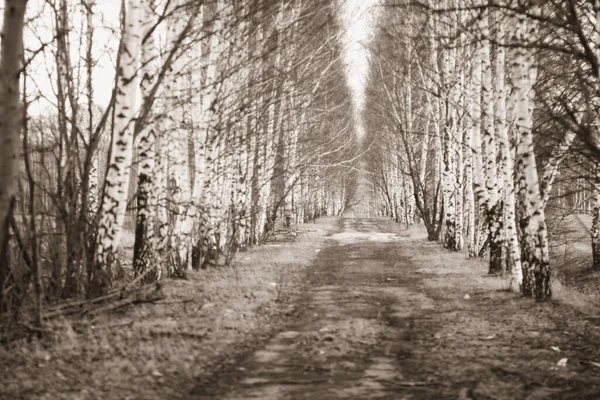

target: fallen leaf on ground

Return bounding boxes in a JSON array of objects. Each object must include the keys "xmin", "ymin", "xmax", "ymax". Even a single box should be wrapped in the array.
[{"xmin": 557, "ymin": 358, "xmax": 568, "ymax": 367}]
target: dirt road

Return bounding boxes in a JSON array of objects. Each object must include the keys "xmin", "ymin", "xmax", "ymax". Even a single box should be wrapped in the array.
[{"xmin": 191, "ymin": 218, "xmax": 600, "ymax": 400}]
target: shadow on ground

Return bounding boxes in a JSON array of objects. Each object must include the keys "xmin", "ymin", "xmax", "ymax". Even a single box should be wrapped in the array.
[{"xmin": 191, "ymin": 218, "xmax": 600, "ymax": 400}]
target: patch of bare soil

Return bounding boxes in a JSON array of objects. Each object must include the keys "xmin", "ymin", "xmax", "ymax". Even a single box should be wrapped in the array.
[
  {"xmin": 0, "ymin": 219, "xmax": 337, "ymax": 400},
  {"xmin": 191, "ymin": 218, "xmax": 600, "ymax": 400}
]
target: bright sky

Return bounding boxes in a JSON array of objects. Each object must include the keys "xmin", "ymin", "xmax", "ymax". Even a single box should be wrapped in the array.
[
  {"xmin": 24, "ymin": 0, "xmax": 121, "ymax": 115},
  {"xmin": 338, "ymin": 0, "xmax": 378, "ymax": 137},
  {"xmin": 23, "ymin": 0, "xmax": 377, "ymax": 119}
]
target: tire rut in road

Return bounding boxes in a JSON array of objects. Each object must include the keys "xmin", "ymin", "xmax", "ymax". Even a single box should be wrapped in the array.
[{"xmin": 190, "ymin": 218, "xmax": 436, "ymax": 400}]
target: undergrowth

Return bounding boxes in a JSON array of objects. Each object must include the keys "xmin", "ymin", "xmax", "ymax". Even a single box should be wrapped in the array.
[{"xmin": 0, "ymin": 219, "xmax": 335, "ymax": 400}]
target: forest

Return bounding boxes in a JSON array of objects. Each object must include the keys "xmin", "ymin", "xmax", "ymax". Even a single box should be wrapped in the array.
[
  {"xmin": 0, "ymin": 0, "xmax": 361, "ymax": 323},
  {"xmin": 364, "ymin": 0, "xmax": 600, "ymax": 300},
  {"xmin": 1, "ymin": 0, "xmax": 600, "ymax": 398}
]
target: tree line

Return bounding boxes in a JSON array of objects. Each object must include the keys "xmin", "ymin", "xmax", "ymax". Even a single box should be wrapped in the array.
[
  {"xmin": 0, "ymin": 0, "xmax": 360, "ymax": 327},
  {"xmin": 364, "ymin": 0, "xmax": 600, "ymax": 301}
]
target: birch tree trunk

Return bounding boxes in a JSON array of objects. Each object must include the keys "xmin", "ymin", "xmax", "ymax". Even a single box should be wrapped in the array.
[
  {"xmin": 510, "ymin": 3, "xmax": 551, "ymax": 300},
  {"xmin": 497, "ymin": 17, "xmax": 522, "ymax": 288},
  {"xmin": 256, "ymin": 13, "xmax": 283, "ymax": 241},
  {"xmin": 465, "ymin": 100, "xmax": 476, "ymax": 258},
  {"xmin": 428, "ymin": 1, "xmax": 444, "ymax": 240},
  {"xmin": 440, "ymin": 3, "xmax": 458, "ymax": 250},
  {"xmin": 154, "ymin": 104, "xmax": 169, "ymax": 267},
  {"xmin": 133, "ymin": 0, "xmax": 161, "ymax": 282},
  {"xmin": 86, "ymin": 0, "xmax": 99, "ymax": 213},
  {"xmin": 287, "ymin": 95, "xmax": 302, "ymax": 224},
  {"xmin": 455, "ymin": 65, "xmax": 465, "ymax": 251},
  {"xmin": 469, "ymin": 22, "xmax": 485, "ymax": 255},
  {"xmin": 165, "ymin": 6, "xmax": 192, "ymax": 276},
  {"xmin": 231, "ymin": 4, "xmax": 251, "ymax": 248},
  {"xmin": 94, "ymin": 0, "xmax": 142, "ymax": 290},
  {"xmin": 191, "ymin": 2, "xmax": 226, "ymax": 267},
  {"xmin": 481, "ymin": 8, "xmax": 504, "ymax": 274}
]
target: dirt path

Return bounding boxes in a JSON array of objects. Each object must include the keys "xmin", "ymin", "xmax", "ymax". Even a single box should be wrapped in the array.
[{"xmin": 191, "ymin": 218, "xmax": 600, "ymax": 400}]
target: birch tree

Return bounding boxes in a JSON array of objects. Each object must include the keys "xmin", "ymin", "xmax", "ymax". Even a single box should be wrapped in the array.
[
  {"xmin": 133, "ymin": 0, "xmax": 161, "ymax": 282},
  {"xmin": 495, "ymin": 13, "xmax": 522, "ymax": 288},
  {"xmin": 93, "ymin": 0, "xmax": 143, "ymax": 290},
  {"xmin": 509, "ymin": 2, "xmax": 551, "ymax": 300},
  {"xmin": 0, "ymin": 0, "xmax": 364, "ymax": 314}
]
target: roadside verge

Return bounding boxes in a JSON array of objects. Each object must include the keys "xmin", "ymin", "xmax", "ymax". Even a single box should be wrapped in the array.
[{"xmin": 0, "ymin": 218, "xmax": 339, "ymax": 400}]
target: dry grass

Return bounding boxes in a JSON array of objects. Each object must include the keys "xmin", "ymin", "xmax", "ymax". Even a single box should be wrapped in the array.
[
  {"xmin": 0, "ymin": 218, "xmax": 338, "ymax": 400},
  {"xmin": 546, "ymin": 214, "xmax": 600, "ymax": 314},
  {"xmin": 368, "ymin": 218, "xmax": 600, "ymax": 323},
  {"xmin": 373, "ymin": 220, "xmax": 600, "ymax": 400},
  {"xmin": 552, "ymin": 280, "xmax": 600, "ymax": 316},
  {"xmin": 402, "ymin": 223, "xmax": 600, "ymax": 318},
  {"xmin": 5, "ymin": 217, "xmax": 600, "ymax": 399}
]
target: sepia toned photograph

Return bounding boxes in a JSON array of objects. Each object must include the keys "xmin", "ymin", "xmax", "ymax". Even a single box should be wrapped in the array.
[{"xmin": 1, "ymin": 0, "xmax": 600, "ymax": 398}]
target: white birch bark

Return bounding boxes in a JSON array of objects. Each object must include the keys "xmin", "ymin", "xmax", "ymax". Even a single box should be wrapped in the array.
[
  {"xmin": 428, "ymin": 2, "xmax": 444, "ymax": 237},
  {"xmin": 163, "ymin": 1, "xmax": 192, "ymax": 275},
  {"xmin": 257, "ymin": 99, "xmax": 277, "ymax": 238},
  {"xmin": 471, "ymin": 18, "xmax": 488, "ymax": 207},
  {"xmin": 193, "ymin": 2, "xmax": 226, "ymax": 266},
  {"xmin": 465, "ymin": 105, "xmax": 476, "ymax": 258},
  {"xmin": 455, "ymin": 60, "xmax": 465, "ymax": 250},
  {"xmin": 510, "ymin": 3, "xmax": 551, "ymax": 300},
  {"xmin": 497, "ymin": 17, "xmax": 522, "ymax": 288},
  {"xmin": 133, "ymin": 0, "xmax": 160, "ymax": 281},
  {"xmin": 441, "ymin": 3, "xmax": 458, "ymax": 249},
  {"xmin": 287, "ymin": 95, "xmax": 302, "ymax": 224},
  {"xmin": 86, "ymin": 0, "xmax": 99, "ymax": 213},
  {"xmin": 154, "ymin": 101, "xmax": 169, "ymax": 266},
  {"xmin": 256, "ymin": 11, "xmax": 283, "ymax": 240},
  {"xmin": 232, "ymin": 6, "xmax": 251, "ymax": 246},
  {"xmin": 481, "ymin": 8, "xmax": 504, "ymax": 273},
  {"xmin": 468, "ymin": 23, "xmax": 485, "ymax": 256},
  {"xmin": 249, "ymin": 17, "xmax": 265, "ymax": 243},
  {"xmin": 95, "ymin": 0, "xmax": 142, "ymax": 279}
]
